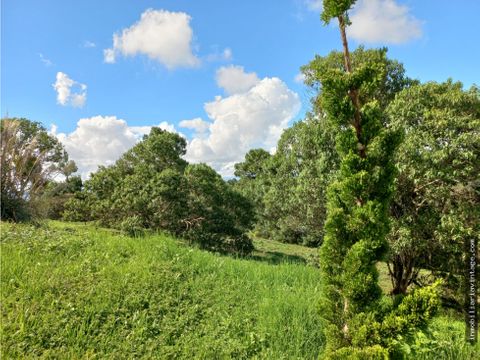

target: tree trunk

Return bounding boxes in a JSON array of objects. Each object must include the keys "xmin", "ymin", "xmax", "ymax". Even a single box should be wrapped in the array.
[
  {"xmin": 338, "ymin": 15, "xmax": 365, "ymax": 159},
  {"xmin": 388, "ymin": 253, "xmax": 418, "ymax": 295}
]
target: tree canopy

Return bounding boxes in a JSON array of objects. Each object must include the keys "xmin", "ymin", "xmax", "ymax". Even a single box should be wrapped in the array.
[
  {"xmin": 65, "ymin": 127, "xmax": 255, "ymax": 253},
  {"xmin": 387, "ymin": 81, "xmax": 480, "ymax": 299},
  {"xmin": 0, "ymin": 118, "xmax": 70, "ymax": 221}
]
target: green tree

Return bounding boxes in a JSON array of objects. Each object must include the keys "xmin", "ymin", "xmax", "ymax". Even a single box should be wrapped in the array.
[
  {"xmin": 238, "ymin": 48, "xmax": 413, "ymax": 246},
  {"xmin": 184, "ymin": 164, "xmax": 254, "ymax": 253},
  {"xmin": 302, "ymin": 46, "xmax": 416, "ymax": 117},
  {"xmin": 234, "ymin": 148, "xmax": 272, "ymax": 180},
  {"xmin": 66, "ymin": 128, "xmax": 188, "ymax": 227},
  {"xmin": 65, "ymin": 127, "xmax": 254, "ymax": 253},
  {"xmin": 262, "ymin": 114, "xmax": 338, "ymax": 246},
  {"xmin": 232, "ymin": 148, "xmax": 272, "ymax": 237},
  {"xmin": 317, "ymin": 1, "xmax": 440, "ymax": 357},
  {"xmin": 39, "ymin": 175, "xmax": 82, "ymax": 219},
  {"xmin": 387, "ymin": 81, "xmax": 480, "ymax": 299},
  {"xmin": 0, "ymin": 118, "xmax": 69, "ymax": 221}
]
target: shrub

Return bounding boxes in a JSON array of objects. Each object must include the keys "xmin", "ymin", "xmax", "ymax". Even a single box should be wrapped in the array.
[{"xmin": 118, "ymin": 215, "xmax": 145, "ymax": 237}]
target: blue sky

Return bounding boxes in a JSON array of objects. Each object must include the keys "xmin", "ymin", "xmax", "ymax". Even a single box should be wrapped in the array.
[{"xmin": 2, "ymin": 0, "xmax": 479, "ymax": 177}]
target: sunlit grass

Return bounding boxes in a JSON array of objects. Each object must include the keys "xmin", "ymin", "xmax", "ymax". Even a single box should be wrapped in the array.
[
  {"xmin": 1, "ymin": 221, "xmax": 477, "ymax": 359},
  {"xmin": 1, "ymin": 221, "xmax": 324, "ymax": 358}
]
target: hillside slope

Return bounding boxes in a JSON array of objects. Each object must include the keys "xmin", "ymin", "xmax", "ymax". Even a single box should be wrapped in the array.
[
  {"xmin": 1, "ymin": 222, "xmax": 324, "ymax": 359},
  {"xmin": 1, "ymin": 222, "xmax": 477, "ymax": 359}
]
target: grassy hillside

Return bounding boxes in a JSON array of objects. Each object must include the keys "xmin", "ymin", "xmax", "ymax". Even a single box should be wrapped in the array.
[
  {"xmin": 1, "ymin": 222, "xmax": 324, "ymax": 359},
  {"xmin": 1, "ymin": 222, "xmax": 478, "ymax": 359}
]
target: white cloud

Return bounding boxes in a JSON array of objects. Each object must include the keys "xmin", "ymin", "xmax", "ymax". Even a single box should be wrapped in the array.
[
  {"xmin": 185, "ymin": 71, "xmax": 301, "ymax": 176},
  {"xmin": 179, "ymin": 117, "xmax": 210, "ymax": 136},
  {"xmin": 52, "ymin": 72, "xmax": 87, "ymax": 108},
  {"xmin": 130, "ymin": 121, "xmax": 178, "ymax": 136},
  {"xmin": 294, "ymin": 72, "xmax": 306, "ymax": 84},
  {"xmin": 53, "ymin": 116, "xmax": 178, "ymax": 178},
  {"xmin": 39, "ymin": 53, "xmax": 53, "ymax": 67},
  {"xmin": 349, "ymin": 0, "xmax": 422, "ymax": 44},
  {"xmin": 53, "ymin": 71, "xmax": 299, "ymax": 179},
  {"xmin": 303, "ymin": 0, "xmax": 422, "ymax": 44},
  {"xmin": 215, "ymin": 65, "xmax": 260, "ymax": 95},
  {"xmin": 104, "ymin": 9, "xmax": 199, "ymax": 69}
]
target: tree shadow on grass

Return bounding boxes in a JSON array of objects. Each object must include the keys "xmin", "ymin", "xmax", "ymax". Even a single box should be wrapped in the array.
[{"xmin": 247, "ymin": 250, "xmax": 307, "ymax": 265}]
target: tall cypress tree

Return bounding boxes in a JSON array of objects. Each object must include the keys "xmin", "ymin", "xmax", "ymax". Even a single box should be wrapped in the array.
[{"xmin": 317, "ymin": 1, "xmax": 440, "ymax": 358}]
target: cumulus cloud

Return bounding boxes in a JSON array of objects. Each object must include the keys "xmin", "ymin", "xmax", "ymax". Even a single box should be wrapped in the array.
[
  {"xmin": 215, "ymin": 65, "xmax": 260, "ymax": 95},
  {"xmin": 52, "ymin": 72, "xmax": 87, "ymax": 108},
  {"xmin": 103, "ymin": 9, "xmax": 199, "ymax": 69},
  {"xmin": 130, "ymin": 121, "xmax": 178, "ymax": 136},
  {"xmin": 179, "ymin": 117, "xmax": 211, "ymax": 136},
  {"xmin": 304, "ymin": 0, "xmax": 422, "ymax": 44},
  {"xmin": 53, "ymin": 116, "xmax": 178, "ymax": 178},
  {"xmin": 53, "ymin": 73, "xmax": 299, "ymax": 178},
  {"xmin": 185, "ymin": 69, "xmax": 301, "ymax": 176},
  {"xmin": 349, "ymin": 0, "xmax": 423, "ymax": 44}
]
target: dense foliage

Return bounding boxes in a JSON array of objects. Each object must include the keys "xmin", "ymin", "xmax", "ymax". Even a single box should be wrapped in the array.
[
  {"xmin": 234, "ymin": 74, "xmax": 478, "ymax": 312},
  {"xmin": 387, "ymin": 81, "xmax": 480, "ymax": 300},
  {"xmin": 36, "ymin": 162, "xmax": 82, "ymax": 220},
  {"xmin": 65, "ymin": 128, "xmax": 254, "ymax": 253},
  {"xmin": 233, "ymin": 117, "xmax": 337, "ymax": 246},
  {"xmin": 303, "ymin": 46, "xmax": 417, "ymax": 116},
  {"xmin": 232, "ymin": 149, "xmax": 272, "ymax": 237},
  {"xmin": 316, "ymin": 2, "xmax": 441, "ymax": 357},
  {"xmin": 233, "ymin": 47, "xmax": 414, "ymax": 247},
  {"xmin": 0, "ymin": 118, "xmax": 71, "ymax": 221},
  {"xmin": 262, "ymin": 115, "xmax": 337, "ymax": 246}
]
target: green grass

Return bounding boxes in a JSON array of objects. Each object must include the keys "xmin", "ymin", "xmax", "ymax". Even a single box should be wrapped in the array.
[
  {"xmin": 405, "ymin": 314, "xmax": 480, "ymax": 359},
  {"xmin": 1, "ymin": 222, "xmax": 324, "ymax": 359},
  {"xmin": 253, "ymin": 238, "xmax": 393, "ymax": 294},
  {"xmin": 1, "ymin": 221, "xmax": 478, "ymax": 359},
  {"xmin": 251, "ymin": 237, "xmax": 319, "ymax": 267}
]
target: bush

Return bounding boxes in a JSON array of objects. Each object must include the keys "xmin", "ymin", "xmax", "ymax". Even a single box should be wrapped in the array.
[
  {"xmin": 220, "ymin": 234, "xmax": 254, "ymax": 255},
  {"xmin": 118, "ymin": 215, "xmax": 145, "ymax": 237},
  {"xmin": 0, "ymin": 196, "xmax": 31, "ymax": 222},
  {"xmin": 325, "ymin": 345, "xmax": 389, "ymax": 360},
  {"xmin": 63, "ymin": 196, "xmax": 92, "ymax": 222}
]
